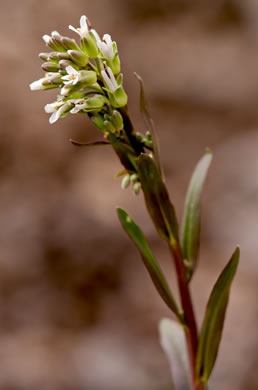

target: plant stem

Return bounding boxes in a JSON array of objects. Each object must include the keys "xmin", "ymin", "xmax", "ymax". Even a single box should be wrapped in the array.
[{"xmin": 169, "ymin": 244, "xmax": 204, "ymax": 390}]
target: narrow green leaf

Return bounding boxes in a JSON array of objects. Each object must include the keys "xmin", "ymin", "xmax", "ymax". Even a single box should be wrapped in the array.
[
  {"xmin": 196, "ymin": 247, "xmax": 240, "ymax": 383},
  {"xmin": 137, "ymin": 153, "xmax": 179, "ymax": 245},
  {"xmin": 134, "ymin": 72, "xmax": 162, "ymax": 176},
  {"xmin": 117, "ymin": 208, "xmax": 182, "ymax": 320},
  {"xmin": 181, "ymin": 151, "xmax": 212, "ymax": 281}
]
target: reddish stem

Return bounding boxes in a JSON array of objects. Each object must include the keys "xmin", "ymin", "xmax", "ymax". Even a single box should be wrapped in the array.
[{"xmin": 169, "ymin": 244, "xmax": 204, "ymax": 390}]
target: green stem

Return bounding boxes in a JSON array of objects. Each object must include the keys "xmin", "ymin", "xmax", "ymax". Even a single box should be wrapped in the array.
[{"xmin": 120, "ymin": 106, "xmax": 144, "ymax": 155}]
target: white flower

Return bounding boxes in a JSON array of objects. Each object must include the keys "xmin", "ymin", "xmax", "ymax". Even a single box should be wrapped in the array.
[
  {"xmin": 44, "ymin": 101, "xmax": 70, "ymax": 124},
  {"xmin": 101, "ymin": 65, "xmax": 119, "ymax": 92},
  {"xmin": 97, "ymin": 34, "xmax": 114, "ymax": 61},
  {"xmin": 70, "ymin": 99, "xmax": 88, "ymax": 114},
  {"xmin": 69, "ymin": 15, "xmax": 90, "ymax": 39},
  {"xmin": 61, "ymin": 66, "xmax": 80, "ymax": 86}
]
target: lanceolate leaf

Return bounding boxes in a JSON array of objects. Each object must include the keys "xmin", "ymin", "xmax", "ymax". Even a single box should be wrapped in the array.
[
  {"xmin": 137, "ymin": 153, "xmax": 179, "ymax": 245},
  {"xmin": 134, "ymin": 72, "xmax": 162, "ymax": 176},
  {"xmin": 117, "ymin": 208, "xmax": 182, "ymax": 320},
  {"xmin": 181, "ymin": 151, "xmax": 212, "ymax": 281},
  {"xmin": 196, "ymin": 247, "xmax": 240, "ymax": 383}
]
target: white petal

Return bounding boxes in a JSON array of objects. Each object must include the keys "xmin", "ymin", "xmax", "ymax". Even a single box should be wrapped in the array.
[
  {"xmin": 49, "ymin": 103, "xmax": 69, "ymax": 123},
  {"xmin": 30, "ymin": 79, "xmax": 44, "ymax": 91},
  {"xmin": 44, "ymin": 103, "xmax": 55, "ymax": 113},
  {"xmin": 80, "ymin": 15, "xmax": 88, "ymax": 32},
  {"xmin": 91, "ymin": 29, "xmax": 101, "ymax": 43},
  {"xmin": 65, "ymin": 65, "xmax": 76, "ymax": 75},
  {"xmin": 70, "ymin": 103, "xmax": 87, "ymax": 114},
  {"xmin": 42, "ymin": 34, "xmax": 51, "ymax": 44},
  {"xmin": 61, "ymin": 75, "xmax": 70, "ymax": 81},
  {"xmin": 69, "ymin": 25, "xmax": 80, "ymax": 36},
  {"xmin": 101, "ymin": 69, "xmax": 114, "ymax": 91},
  {"xmin": 103, "ymin": 34, "xmax": 112, "ymax": 46},
  {"xmin": 51, "ymin": 31, "xmax": 61, "ymax": 38}
]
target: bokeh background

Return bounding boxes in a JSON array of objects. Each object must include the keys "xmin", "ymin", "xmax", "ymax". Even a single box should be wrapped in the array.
[{"xmin": 0, "ymin": 0, "xmax": 258, "ymax": 389}]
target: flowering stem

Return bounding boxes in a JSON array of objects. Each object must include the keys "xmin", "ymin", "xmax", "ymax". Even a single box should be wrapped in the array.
[
  {"xmin": 168, "ymin": 243, "xmax": 204, "ymax": 390},
  {"xmin": 120, "ymin": 106, "xmax": 144, "ymax": 155}
]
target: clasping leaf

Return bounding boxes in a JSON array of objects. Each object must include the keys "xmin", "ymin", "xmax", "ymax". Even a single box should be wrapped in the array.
[
  {"xmin": 196, "ymin": 247, "xmax": 240, "ymax": 383},
  {"xmin": 181, "ymin": 151, "xmax": 212, "ymax": 281}
]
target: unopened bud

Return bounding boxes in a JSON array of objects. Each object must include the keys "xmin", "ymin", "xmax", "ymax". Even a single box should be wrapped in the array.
[
  {"xmin": 130, "ymin": 173, "xmax": 138, "ymax": 183},
  {"xmin": 68, "ymin": 50, "xmax": 88, "ymax": 67},
  {"xmin": 109, "ymin": 86, "xmax": 128, "ymax": 108},
  {"xmin": 61, "ymin": 37, "xmax": 80, "ymax": 51},
  {"xmin": 133, "ymin": 182, "xmax": 141, "ymax": 195},
  {"xmin": 39, "ymin": 52, "xmax": 50, "ymax": 61},
  {"xmin": 57, "ymin": 52, "xmax": 70, "ymax": 60},
  {"xmin": 91, "ymin": 114, "xmax": 106, "ymax": 131},
  {"xmin": 41, "ymin": 62, "xmax": 58, "ymax": 72},
  {"xmin": 58, "ymin": 59, "xmax": 78, "ymax": 70},
  {"xmin": 104, "ymin": 120, "xmax": 116, "ymax": 132},
  {"xmin": 78, "ymin": 70, "xmax": 97, "ymax": 86},
  {"xmin": 42, "ymin": 73, "xmax": 62, "ymax": 86},
  {"xmin": 121, "ymin": 174, "xmax": 130, "ymax": 189},
  {"xmin": 111, "ymin": 110, "xmax": 123, "ymax": 131},
  {"xmin": 86, "ymin": 95, "xmax": 106, "ymax": 110},
  {"xmin": 48, "ymin": 52, "xmax": 60, "ymax": 61},
  {"xmin": 81, "ymin": 32, "xmax": 98, "ymax": 58}
]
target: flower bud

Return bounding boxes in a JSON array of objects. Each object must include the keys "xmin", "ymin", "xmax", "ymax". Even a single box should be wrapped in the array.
[
  {"xmin": 104, "ymin": 120, "xmax": 116, "ymax": 132},
  {"xmin": 39, "ymin": 52, "xmax": 50, "ymax": 61},
  {"xmin": 68, "ymin": 50, "xmax": 88, "ymax": 67},
  {"xmin": 48, "ymin": 52, "xmax": 60, "ymax": 61},
  {"xmin": 58, "ymin": 59, "xmax": 79, "ymax": 70},
  {"xmin": 130, "ymin": 173, "xmax": 138, "ymax": 183},
  {"xmin": 57, "ymin": 52, "xmax": 70, "ymax": 60},
  {"xmin": 133, "ymin": 182, "xmax": 141, "ymax": 195},
  {"xmin": 41, "ymin": 62, "xmax": 58, "ymax": 72},
  {"xmin": 78, "ymin": 70, "xmax": 97, "ymax": 86},
  {"xmin": 108, "ymin": 53, "xmax": 120, "ymax": 75},
  {"xmin": 111, "ymin": 110, "xmax": 123, "ymax": 131},
  {"xmin": 91, "ymin": 114, "xmax": 106, "ymax": 131},
  {"xmin": 109, "ymin": 86, "xmax": 128, "ymax": 108},
  {"xmin": 80, "ymin": 31, "xmax": 98, "ymax": 58},
  {"xmin": 85, "ymin": 95, "xmax": 106, "ymax": 110},
  {"xmin": 121, "ymin": 174, "xmax": 130, "ymax": 189},
  {"xmin": 61, "ymin": 37, "xmax": 80, "ymax": 51},
  {"xmin": 42, "ymin": 73, "xmax": 62, "ymax": 86}
]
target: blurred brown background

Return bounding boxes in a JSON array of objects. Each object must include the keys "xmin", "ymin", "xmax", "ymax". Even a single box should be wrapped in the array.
[{"xmin": 0, "ymin": 0, "xmax": 258, "ymax": 389}]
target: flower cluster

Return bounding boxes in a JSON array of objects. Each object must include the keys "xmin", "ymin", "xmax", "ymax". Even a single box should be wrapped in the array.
[
  {"xmin": 30, "ymin": 15, "xmax": 154, "ymax": 194},
  {"xmin": 30, "ymin": 15, "xmax": 127, "ymax": 125}
]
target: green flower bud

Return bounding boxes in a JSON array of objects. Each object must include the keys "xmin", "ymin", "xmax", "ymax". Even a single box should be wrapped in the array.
[
  {"xmin": 111, "ymin": 110, "xmax": 123, "ymax": 131},
  {"xmin": 48, "ymin": 52, "xmax": 60, "ymax": 61},
  {"xmin": 91, "ymin": 114, "xmax": 106, "ymax": 131},
  {"xmin": 104, "ymin": 120, "xmax": 116, "ymax": 132},
  {"xmin": 68, "ymin": 50, "xmax": 88, "ymax": 67},
  {"xmin": 121, "ymin": 174, "xmax": 130, "ymax": 189},
  {"xmin": 78, "ymin": 70, "xmax": 97, "ymax": 86},
  {"xmin": 130, "ymin": 173, "xmax": 138, "ymax": 183},
  {"xmin": 39, "ymin": 52, "xmax": 50, "ymax": 61},
  {"xmin": 61, "ymin": 37, "xmax": 80, "ymax": 51},
  {"xmin": 57, "ymin": 52, "xmax": 71, "ymax": 60},
  {"xmin": 109, "ymin": 86, "xmax": 128, "ymax": 108},
  {"xmin": 80, "ymin": 32, "xmax": 98, "ymax": 58},
  {"xmin": 41, "ymin": 62, "xmax": 58, "ymax": 72},
  {"xmin": 85, "ymin": 95, "xmax": 106, "ymax": 110},
  {"xmin": 58, "ymin": 59, "xmax": 79, "ymax": 70},
  {"xmin": 42, "ymin": 73, "xmax": 62, "ymax": 86},
  {"xmin": 133, "ymin": 182, "xmax": 141, "ymax": 195}
]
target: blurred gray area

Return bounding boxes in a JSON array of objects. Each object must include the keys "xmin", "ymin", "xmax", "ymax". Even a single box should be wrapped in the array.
[{"xmin": 0, "ymin": 0, "xmax": 258, "ymax": 389}]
